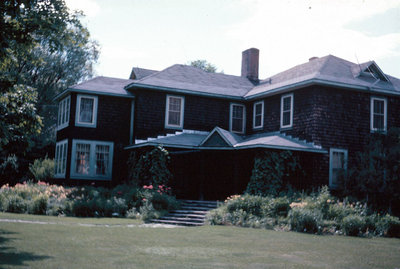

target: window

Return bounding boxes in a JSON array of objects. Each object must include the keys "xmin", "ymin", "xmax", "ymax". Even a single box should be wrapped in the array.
[
  {"xmin": 57, "ymin": 96, "xmax": 70, "ymax": 130},
  {"xmin": 165, "ymin": 95, "xmax": 184, "ymax": 129},
  {"xmin": 253, "ymin": 101, "xmax": 264, "ymax": 129},
  {"xmin": 329, "ymin": 148, "xmax": 348, "ymax": 188},
  {"xmin": 70, "ymin": 140, "xmax": 114, "ymax": 180},
  {"xmin": 55, "ymin": 140, "xmax": 68, "ymax": 178},
  {"xmin": 75, "ymin": 94, "xmax": 98, "ymax": 127},
  {"xmin": 281, "ymin": 93, "xmax": 293, "ymax": 128},
  {"xmin": 230, "ymin": 103, "xmax": 246, "ymax": 133},
  {"xmin": 371, "ymin": 97, "xmax": 387, "ymax": 132}
]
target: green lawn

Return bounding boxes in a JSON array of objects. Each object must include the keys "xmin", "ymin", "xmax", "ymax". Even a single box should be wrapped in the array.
[{"xmin": 1, "ymin": 213, "xmax": 399, "ymax": 268}]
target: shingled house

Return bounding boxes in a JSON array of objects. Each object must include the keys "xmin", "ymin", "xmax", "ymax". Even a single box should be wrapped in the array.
[{"xmin": 53, "ymin": 48, "xmax": 400, "ymax": 199}]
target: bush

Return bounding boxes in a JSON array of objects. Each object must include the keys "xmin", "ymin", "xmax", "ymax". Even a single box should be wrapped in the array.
[
  {"xmin": 270, "ymin": 197, "xmax": 290, "ymax": 217},
  {"xmin": 342, "ymin": 215, "xmax": 366, "ymax": 236},
  {"xmin": 206, "ymin": 207, "xmax": 227, "ymax": 225},
  {"xmin": 29, "ymin": 194, "xmax": 48, "ymax": 215},
  {"xmin": 376, "ymin": 215, "xmax": 400, "ymax": 238},
  {"xmin": 7, "ymin": 195, "xmax": 28, "ymax": 213},
  {"xmin": 29, "ymin": 157, "xmax": 55, "ymax": 182},
  {"xmin": 289, "ymin": 207, "xmax": 322, "ymax": 234},
  {"xmin": 226, "ymin": 195, "xmax": 266, "ymax": 217}
]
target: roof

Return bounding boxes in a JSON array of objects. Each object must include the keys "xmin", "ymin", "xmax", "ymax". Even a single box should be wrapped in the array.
[
  {"xmin": 54, "ymin": 76, "xmax": 135, "ymax": 100},
  {"xmin": 126, "ymin": 64, "xmax": 255, "ymax": 99},
  {"xmin": 245, "ymin": 55, "xmax": 400, "ymax": 99},
  {"xmin": 126, "ymin": 128, "xmax": 327, "ymax": 153},
  {"xmin": 129, "ymin": 67, "xmax": 158, "ymax": 80}
]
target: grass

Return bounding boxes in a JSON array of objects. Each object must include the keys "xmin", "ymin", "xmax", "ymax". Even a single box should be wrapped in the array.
[{"xmin": 1, "ymin": 213, "xmax": 400, "ymax": 268}]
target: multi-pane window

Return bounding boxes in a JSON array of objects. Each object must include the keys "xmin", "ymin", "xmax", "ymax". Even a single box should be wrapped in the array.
[
  {"xmin": 165, "ymin": 95, "xmax": 184, "ymax": 129},
  {"xmin": 71, "ymin": 140, "xmax": 114, "ymax": 180},
  {"xmin": 230, "ymin": 103, "xmax": 245, "ymax": 133},
  {"xmin": 253, "ymin": 101, "xmax": 264, "ymax": 129},
  {"xmin": 371, "ymin": 97, "xmax": 387, "ymax": 132},
  {"xmin": 57, "ymin": 96, "xmax": 70, "ymax": 130},
  {"xmin": 76, "ymin": 94, "xmax": 98, "ymax": 127},
  {"xmin": 281, "ymin": 93, "xmax": 293, "ymax": 128},
  {"xmin": 329, "ymin": 149, "xmax": 348, "ymax": 188},
  {"xmin": 55, "ymin": 140, "xmax": 68, "ymax": 178}
]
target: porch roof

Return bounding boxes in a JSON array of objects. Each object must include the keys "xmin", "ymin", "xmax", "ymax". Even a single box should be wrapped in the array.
[{"xmin": 125, "ymin": 128, "xmax": 327, "ymax": 153}]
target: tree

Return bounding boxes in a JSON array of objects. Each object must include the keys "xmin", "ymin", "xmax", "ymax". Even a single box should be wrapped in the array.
[
  {"xmin": 0, "ymin": 0, "xmax": 98, "ymax": 182},
  {"xmin": 189, "ymin": 60, "xmax": 217, "ymax": 73}
]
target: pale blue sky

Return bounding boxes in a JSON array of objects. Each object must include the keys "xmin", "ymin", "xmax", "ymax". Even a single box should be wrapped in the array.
[{"xmin": 66, "ymin": 0, "xmax": 400, "ymax": 79}]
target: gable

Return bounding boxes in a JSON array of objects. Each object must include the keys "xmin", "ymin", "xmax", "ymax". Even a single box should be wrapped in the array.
[
  {"xmin": 201, "ymin": 132, "xmax": 231, "ymax": 147},
  {"xmin": 361, "ymin": 63, "xmax": 388, "ymax": 82}
]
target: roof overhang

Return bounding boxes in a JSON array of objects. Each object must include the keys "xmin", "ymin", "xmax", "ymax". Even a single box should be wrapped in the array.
[{"xmin": 53, "ymin": 88, "xmax": 135, "ymax": 101}]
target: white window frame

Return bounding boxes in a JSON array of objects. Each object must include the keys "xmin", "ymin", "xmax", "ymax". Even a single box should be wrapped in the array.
[
  {"xmin": 75, "ymin": 94, "xmax": 98, "ymax": 128},
  {"xmin": 229, "ymin": 103, "xmax": 246, "ymax": 134},
  {"xmin": 280, "ymin": 93, "xmax": 293, "ymax": 129},
  {"xmin": 253, "ymin": 101, "xmax": 264, "ymax": 129},
  {"xmin": 57, "ymin": 96, "xmax": 70, "ymax": 130},
  {"xmin": 165, "ymin": 95, "xmax": 184, "ymax": 129},
  {"xmin": 329, "ymin": 148, "xmax": 348, "ymax": 189},
  {"xmin": 370, "ymin": 97, "xmax": 387, "ymax": 132},
  {"xmin": 54, "ymin": 139, "xmax": 68, "ymax": 178},
  {"xmin": 70, "ymin": 139, "xmax": 114, "ymax": 180}
]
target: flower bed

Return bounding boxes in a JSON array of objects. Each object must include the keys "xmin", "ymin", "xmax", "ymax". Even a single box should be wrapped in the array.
[{"xmin": 0, "ymin": 182, "xmax": 179, "ymax": 221}]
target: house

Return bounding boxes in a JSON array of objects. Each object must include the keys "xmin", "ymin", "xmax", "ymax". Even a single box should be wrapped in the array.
[{"xmin": 53, "ymin": 48, "xmax": 400, "ymax": 200}]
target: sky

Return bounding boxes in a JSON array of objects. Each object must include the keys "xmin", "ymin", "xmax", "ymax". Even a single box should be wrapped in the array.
[{"xmin": 65, "ymin": 0, "xmax": 400, "ymax": 80}]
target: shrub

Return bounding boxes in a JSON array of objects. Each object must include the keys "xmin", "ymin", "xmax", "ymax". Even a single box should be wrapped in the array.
[
  {"xmin": 226, "ymin": 195, "xmax": 266, "ymax": 217},
  {"xmin": 29, "ymin": 194, "xmax": 48, "ymax": 215},
  {"xmin": 7, "ymin": 195, "xmax": 28, "ymax": 213},
  {"xmin": 376, "ymin": 215, "xmax": 400, "ymax": 238},
  {"xmin": 289, "ymin": 207, "xmax": 322, "ymax": 234},
  {"xmin": 270, "ymin": 197, "xmax": 290, "ymax": 217},
  {"xmin": 246, "ymin": 151, "xmax": 301, "ymax": 196},
  {"xmin": 29, "ymin": 157, "xmax": 54, "ymax": 182},
  {"xmin": 342, "ymin": 215, "xmax": 366, "ymax": 236},
  {"xmin": 206, "ymin": 207, "xmax": 227, "ymax": 225}
]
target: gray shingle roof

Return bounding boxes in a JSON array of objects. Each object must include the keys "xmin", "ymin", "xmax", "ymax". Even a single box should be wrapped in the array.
[
  {"xmin": 126, "ymin": 64, "xmax": 255, "ymax": 98},
  {"xmin": 129, "ymin": 67, "xmax": 158, "ymax": 80},
  {"xmin": 127, "ymin": 128, "xmax": 326, "ymax": 153},
  {"xmin": 68, "ymin": 76, "xmax": 134, "ymax": 96},
  {"xmin": 245, "ymin": 55, "xmax": 400, "ymax": 98}
]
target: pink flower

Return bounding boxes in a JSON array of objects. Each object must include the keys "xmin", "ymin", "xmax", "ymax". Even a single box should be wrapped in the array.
[
  {"xmin": 142, "ymin": 198, "xmax": 146, "ymax": 201},
  {"xmin": 148, "ymin": 185, "xmax": 153, "ymax": 190}
]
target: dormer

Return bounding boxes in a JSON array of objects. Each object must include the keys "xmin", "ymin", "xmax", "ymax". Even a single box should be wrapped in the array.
[{"xmin": 355, "ymin": 61, "xmax": 389, "ymax": 82}]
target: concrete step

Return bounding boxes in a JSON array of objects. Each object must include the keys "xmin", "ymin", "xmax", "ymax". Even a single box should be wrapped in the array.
[
  {"xmin": 159, "ymin": 216, "xmax": 204, "ymax": 223},
  {"xmin": 171, "ymin": 209, "xmax": 208, "ymax": 214},
  {"xmin": 180, "ymin": 206, "xmax": 217, "ymax": 211},
  {"xmin": 167, "ymin": 213, "xmax": 206, "ymax": 219},
  {"xmin": 150, "ymin": 219, "xmax": 203, "ymax": 226}
]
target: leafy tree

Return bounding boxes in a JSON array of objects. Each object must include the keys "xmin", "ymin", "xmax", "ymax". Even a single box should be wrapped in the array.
[
  {"xmin": 189, "ymin": 59, "xmax": 217, "ymax": 73},
  {"xmin": 246, "ymin": 151, "xmax": 301, "ymax": 196},
  {"xmin": 0, "ymin": 0, "xmax": 98, "ymax": 182}
]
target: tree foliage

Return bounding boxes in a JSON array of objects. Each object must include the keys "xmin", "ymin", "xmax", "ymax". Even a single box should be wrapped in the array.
[
  {"xmin": 189, "ymin": 59, "xmax": 217, "ymax": 73},
  {"xmin": 0, "ymin": 0, "xmax": 99, "ymax": 182},
  {"xmin": 246, "ymin": 151, "xmax": 301, "ymax": 196}
]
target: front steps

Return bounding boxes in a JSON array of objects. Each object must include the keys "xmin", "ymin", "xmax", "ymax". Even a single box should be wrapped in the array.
[{"xmin": 150, "ymin": 199, "xmax": 218, "ymax": 226}]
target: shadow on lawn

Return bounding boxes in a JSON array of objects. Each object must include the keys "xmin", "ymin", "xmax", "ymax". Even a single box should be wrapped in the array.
[{"xmin": 0, "ymin": 229, "xmax": 52, "ymax": 266}]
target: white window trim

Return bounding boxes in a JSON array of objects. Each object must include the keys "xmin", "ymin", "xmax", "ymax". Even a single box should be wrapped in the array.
[
  {"xmin": 370, "ymin": 97, "xmax": 387, "ymax": 132},
  {"xmin": 75, "ymin": 94, "xmax": 98, "ymax": 128},
  {"xmin": 229, "ymin": 103, "xmax": 246, "ymax": 134},
  {"xmin": 329, "ymin": 148, "xmax": 348, "ymax": 189},
  {"xmin": 54, "ymin": 139, "xmax": 68, "ymax": 178},
  {"xmin": 280, "ymin": 93, "xmax": 293, "ymax": 129},
  {"xmin": 253, "ymin": 101, "xmax": 264, "ymax": 129},
  {"xmin": 165, "ymin": 95, "xmax": 184, "ymax": 129},
  {"xmin": 70, "ymin": 139, "xmax": 114, "ymax": 180},
  {"xmin": 129, "ymin": 100, "xmax": 135, "ymax": 144},
  {"xmin": 57, "ymin": 95, "xmax": 70, "ymax": 130}
]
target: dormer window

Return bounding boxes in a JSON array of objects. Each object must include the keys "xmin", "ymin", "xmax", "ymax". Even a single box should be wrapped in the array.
[
  {"xmin": 75, "ymin": 94, "xmax": 98, "ymax": 128},
  {"xmin": 230, "ymin": 103, "xmax": 246, "ymax": 134},
  {"xmin": 361, "ymin": 63, "xmax": 389, "ymax": 82}
]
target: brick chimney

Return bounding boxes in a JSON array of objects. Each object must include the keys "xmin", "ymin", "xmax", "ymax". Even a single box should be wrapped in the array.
[{"xmin": 241, "ymin": 48, "xmax": 259, "ymax": 81}]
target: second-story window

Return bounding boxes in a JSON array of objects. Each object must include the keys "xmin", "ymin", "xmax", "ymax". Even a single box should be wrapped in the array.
[
  {"xmin": 165, "ymin": 95, "xmax": 184, "ymax": 129},
  {"xmin": 253, "ymin": 101, "xmax": 264, "ymax": 129},
  {"xmin": 370, "ymin": 97, "xmax": 387, "ymax": 132},
  {"xmin": 57, "ymin": 96, "xmax": 70, "ymax": 130},
  {"xmin": 281, "ymin": 93, "xmax": 293, "ymax": 128},
  {"xmin": 230, "ymin": 103, "xmax": 245, "ymax": 134},
  {"xmin": 76, "ymin": 94, "xmax": 98, "ymax": 128}
]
